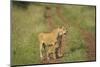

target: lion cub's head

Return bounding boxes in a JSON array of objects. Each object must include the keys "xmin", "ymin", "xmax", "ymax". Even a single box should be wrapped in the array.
[{"xmin": 58, "ymin": 26, "xmax": 67, "ymax": 36}]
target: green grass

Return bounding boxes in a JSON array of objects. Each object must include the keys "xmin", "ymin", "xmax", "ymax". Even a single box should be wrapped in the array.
[
  {"xmin": 62, "ymin": 26, "xmax": 87, "ymax": 62},
  {"xmin": 12, "ymin": 1, "xmax": 96, "ymax": 65},
  {"xmin": 12, "ymin": 4, "xmax": 46, "ymax": 65},
  {"xmin": 62, "ymin": 5, "xmax": 96, "ymax": 33}
]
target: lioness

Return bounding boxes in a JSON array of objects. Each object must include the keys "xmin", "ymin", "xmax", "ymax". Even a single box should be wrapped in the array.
[{"xmin": 38, "ymin": 26, "xmax": 66, "ymax": 61}]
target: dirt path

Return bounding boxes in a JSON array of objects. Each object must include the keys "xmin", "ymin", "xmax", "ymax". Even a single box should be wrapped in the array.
[
  {"xmin": 80, "ymin": 30, "xmax": 96, "ymax": 60},
  {"xmin": 55, "ymin": 6, "xmax": 96, "ymax": 61},
  {"xmin": 44, "ymin": 6, "xmax": 55, "ymax": 30}
]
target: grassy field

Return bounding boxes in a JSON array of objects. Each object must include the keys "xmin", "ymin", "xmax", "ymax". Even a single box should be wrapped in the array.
[{"xmin": 12, "ymin": 1, "xmax": 96, "ymax": 65}]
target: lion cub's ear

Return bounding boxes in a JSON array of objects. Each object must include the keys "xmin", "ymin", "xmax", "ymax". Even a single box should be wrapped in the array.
[
  {"xmin": 59, "ymin": 26, "xmax": 65, "ymax": 30},
  {"xmin": 56, "ymin": 26, "xmax": 60, "ymax": 30},
  {"xmin": 59, "ymin": 26, "xmax": 63, "ymax": 28}
]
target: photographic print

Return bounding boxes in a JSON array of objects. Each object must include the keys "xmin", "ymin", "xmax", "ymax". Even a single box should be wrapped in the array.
[{"xmin": 11, "ymin": 0, "xmax": 96, "ymax": 66}]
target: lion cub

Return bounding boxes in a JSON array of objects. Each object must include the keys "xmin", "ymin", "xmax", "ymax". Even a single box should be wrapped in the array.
[{"xmin": 38, "ymin": 26, "xmax": 66, "ymax": 61}]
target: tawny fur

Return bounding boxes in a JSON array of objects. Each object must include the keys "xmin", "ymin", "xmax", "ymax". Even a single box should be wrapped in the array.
[{"xmin": 38, "ymin": 27, "xmax": 66, "ymax": 61}]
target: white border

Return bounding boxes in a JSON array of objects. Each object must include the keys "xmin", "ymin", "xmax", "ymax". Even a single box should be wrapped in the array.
[
  {"xmin": 16, "ymin": 0, "xmax": 96, "ymax": 5},
  {"xmin": 0, "ymin": 0, "xmax": 100, "ymax": 67}
]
